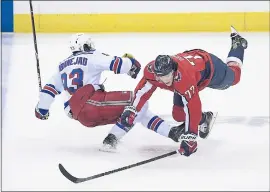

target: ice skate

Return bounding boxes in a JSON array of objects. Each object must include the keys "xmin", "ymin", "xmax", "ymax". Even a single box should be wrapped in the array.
[
  {"xmin": 99, "ymin": 133, "xmax": 119, "ymax": 152},
  {"xmin": 199, "ymin": 111, "xmax": 218, "ymax": 139},
  {"xmin": 168, "ymin": 123, "xmax": 185, "ymax": 142},
  {"xmin": 230, "ymin": 25, "xmax": 248, "ymax": 49}
]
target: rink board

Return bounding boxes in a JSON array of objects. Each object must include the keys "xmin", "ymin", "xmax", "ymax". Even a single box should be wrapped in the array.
[{"xmin": 14, "ymin": 12, "xmax": 269, "ymax": 33}]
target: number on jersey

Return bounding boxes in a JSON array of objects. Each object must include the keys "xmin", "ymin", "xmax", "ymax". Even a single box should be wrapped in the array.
[
  {"xmin": 185, "ymin": 85, "xmax": 195, "ymax": 99},
  {"xmin": 184, "ymin": 55, "xmax": 202, "ymax": 66},
  {"xmin": 61, "ymin": 68, "xmax": 84, "ymax": 95}
]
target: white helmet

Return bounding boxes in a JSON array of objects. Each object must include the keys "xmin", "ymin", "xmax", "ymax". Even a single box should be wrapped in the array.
[{"xmin": 69, "ymin": 33, "xmax": 95, "ymax": 53}]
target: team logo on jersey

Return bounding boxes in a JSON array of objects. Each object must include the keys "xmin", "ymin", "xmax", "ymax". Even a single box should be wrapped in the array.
[{"xmin": 174, "ymin": 71, "xmax": 181, "ymax": 81}]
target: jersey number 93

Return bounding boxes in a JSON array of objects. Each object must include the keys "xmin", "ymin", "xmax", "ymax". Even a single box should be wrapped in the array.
[{"xmin": 61, "ymin": 68, "xmax": 84, "ymax": 95}]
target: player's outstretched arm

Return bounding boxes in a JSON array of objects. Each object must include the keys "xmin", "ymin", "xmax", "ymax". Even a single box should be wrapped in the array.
[
  {"xmin": 35, "ymin": 70, "xmax": 63, "ymax": 120},
  {"xmin": 178, "ymin": 92, "xmax": 202, "ymax": 157},
  {"xmin": 92, "ymin": 51, "xmax": 141, "ymax": 79}
]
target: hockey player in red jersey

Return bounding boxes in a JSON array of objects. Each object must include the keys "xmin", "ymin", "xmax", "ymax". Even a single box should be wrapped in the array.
[{"xmin": 109, "ymin": 26, "xmax": 248, "ymax": 156}]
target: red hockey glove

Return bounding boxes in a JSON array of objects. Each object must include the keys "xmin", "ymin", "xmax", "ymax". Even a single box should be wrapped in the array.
[
  {"xmin": 120, "ymin": 105, "xmax": 137, "ymax": 128},
  {"xmin": 35, "ymin": 105, "xmax": 50, "ymax": 120},
  {"xmin": 178, "ymin": 133, "xmax": 198, "ymax": 157}
]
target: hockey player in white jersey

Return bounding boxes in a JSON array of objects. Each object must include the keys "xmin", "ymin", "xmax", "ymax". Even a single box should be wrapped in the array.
[
  {"xmin": 35, "ymin": 33, "xmax": 141, "ymax": 125},
  {"xmin": 35, "ymin": 33, "xmax": 185, "ymax": 150}
]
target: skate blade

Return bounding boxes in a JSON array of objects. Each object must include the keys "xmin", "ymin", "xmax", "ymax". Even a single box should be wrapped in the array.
[
  {"xmin": 204, "ymin": 112, "xmax": 218, "ymax": 139},
  {"xmin": 230, "ymin": 25, "xmax": 238, "ymax": 34}
]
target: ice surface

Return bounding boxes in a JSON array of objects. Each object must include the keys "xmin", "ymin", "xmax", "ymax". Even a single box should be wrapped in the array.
[{"xmin": 2, "ymin": 32, "xmax": 269, "ymax": 191}]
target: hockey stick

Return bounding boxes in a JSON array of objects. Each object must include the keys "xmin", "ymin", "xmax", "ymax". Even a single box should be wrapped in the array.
[
  {"xmin": 59, "ymin": 150, "xmax": 178, "ymax": 183},
  {"xmin": 29, "ymin": 0, "xmax": 42, "ymax": 91},
  {"xmin": 59, "ymin": 113, "xmax": 218, "ymax": 184},
  {"xmin": 59, "ymin": 112, "xmax": 218, "ymax": 183}
]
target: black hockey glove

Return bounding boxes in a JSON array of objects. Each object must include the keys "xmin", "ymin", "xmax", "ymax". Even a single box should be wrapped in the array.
[{"xmin": 128, "ymin": 59, "xmax": 141, "ymax": 79}]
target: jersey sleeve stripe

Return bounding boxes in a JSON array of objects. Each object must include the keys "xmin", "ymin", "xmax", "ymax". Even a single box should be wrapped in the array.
[
  {"xmin": 132, "ymin": 81, "xmax": 154, "ymax": 109},
  {"xmin": 109, "ymin": 56, "xmax": 117, "ymax": 71},
  {"xmin": 46, "ymin": 84, "xmax": 61, "ymax": 94},
  {"xmin": 113, "ymin": 57, "xmax": 120, "ymax": 73},
  {"xmin": 116, "ymin": 58, "xmax": 123, "ymax": 74},
  {"xmin": 44, "ymin": 85, "xmax": 59, "ymax": 95},
  {"xmin": 41, "ymin": 84, "xmax": 61, "ymax": 98},
  {"xmin": 110, "ymin": 57, "xmax": 123, "ymax": 74},
  {"xmin": 41, "ymin": 90, "xmax": 56, "ymax": 98}
]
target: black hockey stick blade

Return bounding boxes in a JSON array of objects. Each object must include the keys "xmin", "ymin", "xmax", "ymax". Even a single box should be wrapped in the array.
[
  {"xmin": 59, "ymin": 150, "xmax": 178, "ymax": 184},
  {"xmin": 59, "ymin": 163, "xmax": 81, "ymax": 183}
]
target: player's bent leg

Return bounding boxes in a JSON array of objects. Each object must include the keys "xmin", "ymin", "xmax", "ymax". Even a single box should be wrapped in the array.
[
  {"xmin": 102, "ymin": 101, "xmax": 151, "ymax": 150},
  {"xmin": 106, "ymin": 100, "xmax": 185, "ymax": 143},
  {"xmin": 207, "ymin": 53, "xmax": 241, "ymax": 90},
  {"xmin": 133, "ymin": 101, "xmax": 184, "ymax": 142},
  {"xmin": 140, "ymin": 107, "xmax": 169, "ymax": 136},
  {"xmin": 69, "ymin": 84, "xmax": 96, "ymax": 120},
  {"xmin": 69, "ymin": 85, "xmax": 132, "ymax": 128},
  {"xmin": 101, "ymin": 101, "xmax": 186, "ymax": 152},
  {"xmin": 173, "ymin": 94, "xmax": 217, "ymax": 139},
  {"xmin": 208, "ymin": 27, "xmax": 247, "ymax": 90},
  {"xmin": 139, "ymin": 108, "xmax": 185, "ymax": 142}
]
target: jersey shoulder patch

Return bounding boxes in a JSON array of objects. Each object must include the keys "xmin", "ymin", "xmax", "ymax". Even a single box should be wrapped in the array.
[{"xmin": 143, "ymin": 62, "xmax": 156, "ymax": 81}]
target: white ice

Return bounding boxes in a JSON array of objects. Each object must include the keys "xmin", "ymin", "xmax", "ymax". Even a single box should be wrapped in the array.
[{"xmin": 2, "ymin": 32, "xmax": 269, "ymax": 191}]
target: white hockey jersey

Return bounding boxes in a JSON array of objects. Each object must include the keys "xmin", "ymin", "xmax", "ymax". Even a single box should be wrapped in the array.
[{"xmin": 37, "ymin": 49, "xmax": 134, "ymax": 115}]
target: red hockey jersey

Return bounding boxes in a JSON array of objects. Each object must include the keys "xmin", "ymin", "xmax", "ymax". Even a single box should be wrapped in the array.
[{"xmin": 132, "ymin": 49, "xmax": 214, "ymax": 135}]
